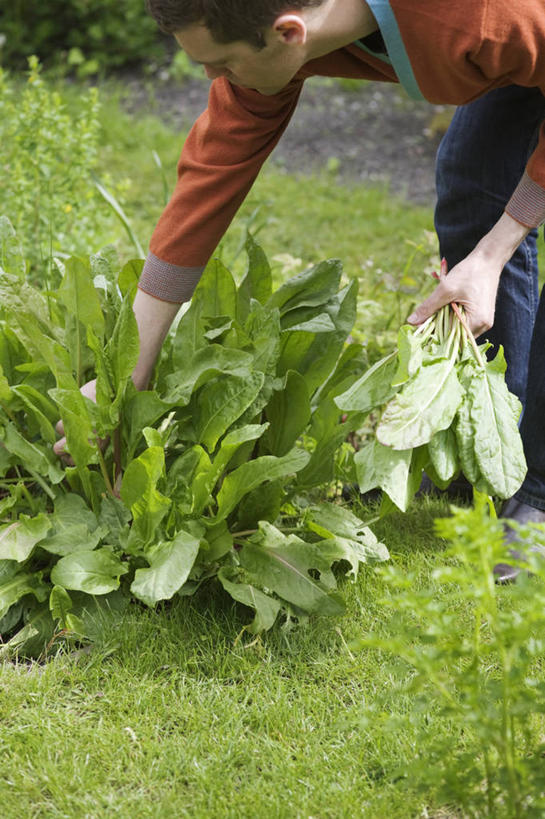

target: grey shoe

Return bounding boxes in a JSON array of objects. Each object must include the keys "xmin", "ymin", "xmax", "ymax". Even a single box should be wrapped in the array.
[{"xmin": 493, "ymin": 497, "xmax": 545, "ymax": 583}]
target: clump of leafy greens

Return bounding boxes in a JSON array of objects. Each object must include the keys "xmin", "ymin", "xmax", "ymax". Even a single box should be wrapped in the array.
[
  {"xmin": 335, "ymin": 298, "xmax": 527, "ymax": 511},
  {"xmin": 0, "ymin": 221, "xmax": 387, "ymax": 658}
]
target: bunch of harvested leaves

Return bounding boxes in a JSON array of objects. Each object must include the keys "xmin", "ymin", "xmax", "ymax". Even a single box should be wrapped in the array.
[{"xmin": 336, "ymin": 268, "xmax": 526, "ymax": 511}]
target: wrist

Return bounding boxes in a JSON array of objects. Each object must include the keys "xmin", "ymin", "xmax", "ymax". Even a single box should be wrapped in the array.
[{"xmin": 474, "ymin": 212, "xmax": 531, "ymax": 270}]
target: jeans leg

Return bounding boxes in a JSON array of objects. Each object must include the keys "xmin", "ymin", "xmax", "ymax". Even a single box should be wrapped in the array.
[{"xmin": 435, "ymin": 86, "xmax": 544, "ymax": 405}]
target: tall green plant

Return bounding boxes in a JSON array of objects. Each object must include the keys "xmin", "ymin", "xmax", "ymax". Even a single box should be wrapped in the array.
[
  {"xmin": 0, "ymin": 58, "xmax": 116, "ymax": 272},
  {"xmin": 355, "ymin": 495, "xmax": 545, "ymax": 817}
]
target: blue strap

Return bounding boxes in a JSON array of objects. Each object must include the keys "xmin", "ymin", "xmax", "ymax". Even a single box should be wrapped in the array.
[{"xmin": 362, "ymin": 0, "xmax": 424, "ymax": 101}]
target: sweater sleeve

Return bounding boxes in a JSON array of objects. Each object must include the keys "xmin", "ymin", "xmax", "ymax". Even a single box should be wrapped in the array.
[{"xmin": 138, "ymin": 76, "xmax": 304, "ymax": 303}]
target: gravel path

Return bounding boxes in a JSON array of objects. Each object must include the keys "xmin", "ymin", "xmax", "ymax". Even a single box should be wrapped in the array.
[{"xmin": 122, "ymin": 75, "xmax": 452, "ymax": 205}]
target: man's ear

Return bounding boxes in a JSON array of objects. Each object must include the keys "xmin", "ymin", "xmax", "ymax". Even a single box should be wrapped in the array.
[{"xmin": 272, "ymin": 13, "xmax": 308, "ymax": 45}]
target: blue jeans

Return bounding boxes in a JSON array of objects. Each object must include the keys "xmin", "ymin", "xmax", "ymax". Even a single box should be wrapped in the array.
[{"xmin": 435, "ymin": 85, "xmax": 545, "ymax": 506}]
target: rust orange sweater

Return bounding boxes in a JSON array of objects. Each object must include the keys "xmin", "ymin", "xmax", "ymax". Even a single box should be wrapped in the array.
[{"xmin": 139, "ymin": 0, "xmax": 545, "ymax": 303}]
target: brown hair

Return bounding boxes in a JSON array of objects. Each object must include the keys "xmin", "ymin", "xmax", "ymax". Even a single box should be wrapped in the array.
[{"xmin": 146, "ymin": 0, "xmax": 324, "ymax": 48}]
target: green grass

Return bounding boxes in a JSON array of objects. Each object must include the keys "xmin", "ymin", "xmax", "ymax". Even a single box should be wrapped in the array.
[{"xmin": 1, "ymin": 498, "xmax": 466, "ymax": 819}]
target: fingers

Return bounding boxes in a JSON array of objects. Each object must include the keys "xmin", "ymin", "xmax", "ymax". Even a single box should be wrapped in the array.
[{"xmin": 407, "ymin": 281, "xmax": 453, "ymax": 326}]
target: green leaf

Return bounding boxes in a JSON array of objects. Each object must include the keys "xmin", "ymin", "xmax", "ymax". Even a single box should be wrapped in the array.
[
  {"xmin": 237, "ymin": 234, "xmax": 272, "ymax": 321},
  {"xmin": 197, "ymin": 258, "xmax": 237, "ymax": 318},
  {"xmin": 467, "ymin": 354, "xmax": 526, "ymax": 498},
  {"xmin": 130, "ymin": 528, "xmax": 201, "ymax": 607},
  {"xmin": 163, "ymin": 346, "xmax": 254, "ymax": 405},
  {"xmin": 49, "ymin": 387, "xmax": 96, "ymax": 468},
  {"xmin": 107, "ymin": 293, "xmax": 140, "ymax": 390},
  {"xmin": 391, "ymin": 325, "xmax": 423, "ymax": 386},
  {"xmin": 218, "ymin": 568, "xmax": 281, "ymax": 633},
  {"xmin": 121, "ymin": 446, "xmax": 171, "ymax": 547},
  {"xmin": 38, "ymin": 494, "xmax": 102, "ymax": 557},
  {"xmin": 57, "ymin": 256, "xmax": 105, "ymax": 339},
  {"xmin": 377, "ymin": 359, "xmax": 463, "ymax": 450},
  {"xmin": 191, "ymin": 424, "xmax": 268, "ymax": 515},
  {"xmin": 0, "ymin": 514, "xmax": 52, "ymax": 562},
  {"xmin": 278, "ymin": 280, "xmax": 358, "ymax": 395},
  {"xmin": 281, "ymin": 311, "xmax": 336, "ymax": 333},
  {"xmin": 0, "ymin": 568, "xmax": 49, "ymax": 619},
  {"xmin": 266, "ymin": 259, "xmax": 342, "ymax": 314},
  {"xmin": 215, "ymin": 447, "xmax": 310, "ymax": 520},
  {"xmin": 50, "ymin": 548, "xmax": 128, "ymax": 594},
  {"xmin": 1, "ymin": 420, "xmax": 64, "ymax": 483},
  {"xmin": 118, "ymin": 259, "xmax": 143, "ymax": 297},
  {"xmin": 335, "ymin": 353, "xmax": 398, "ymax": 413},
  {"xmin": 11, "ymin": 384, "xmax": 58, "ymax": 444},
  {"xmin": 194, "ymin": 371, "xmax": 265, "ymax": 452},
  {"xmin": 265, "ymin": 370, "xmax": 311, "ymax": 456},
  {"xmin": 235, "ymin": 480, "xmax": 285, "ymax": 529},
  {"xmin": 295, "ymin": 426, "xmax": 347, "ymax": 488},
  {"xmin": 239, "ymin": 522, "xmax": 345, "ymax": 616},
  {"xmin": 428, "ymin": 426, "xmax": 460, "ymax": 484},
  {"xmin": 354, "ymin": 438, "xmax": 413, "ymax": 512},
  {"xmin": 49, "ymin": 585, "xmax": 84, "ymax": 634}
]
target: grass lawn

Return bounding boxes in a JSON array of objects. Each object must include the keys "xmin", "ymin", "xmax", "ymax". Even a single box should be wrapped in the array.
[
  {"xmin": 2, "ymin": 82, "xmax": 544, "ymax": 818},
  {"xmin": 1, "ymin": 498, "xmax": 464, "ymax": 819}
]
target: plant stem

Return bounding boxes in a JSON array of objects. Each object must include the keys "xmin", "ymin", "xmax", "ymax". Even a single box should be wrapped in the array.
[
  {"xmin": 449, "ymin": 301, "xmax": 486, "ymax": 368},
  {"xmin": 95, "ymin": 438, "xmax": 115, "ymax": 497}
]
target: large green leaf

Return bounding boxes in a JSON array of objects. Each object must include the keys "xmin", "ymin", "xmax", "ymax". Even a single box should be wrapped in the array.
[
  {"xmin": 0, "ymin": 514, "xmax": 52, "ymax": 562},
  {"xmin": 11, "ymin": 384, "xmax": 58, "ymax": 444},
  {"xmin": 305, "ymin": 503, "xmax": 384, "ymax": 549},
  {"xmin": 164, "ymin": 346, "xmax": 254, "ymax": 405},
  {"xmin": 106, "ymin": 293, "xmax": 140, "ymax": 390},
  {"xmin": 194, "ymin": 371, "xmax": 265, "ymax": 452},
  {"xmin": 467, "ymin": 353, "xmax": 526, "ymax": 498},
  {"xmin": 278, "ymin": 280, "xmax": 358, "ymax": 395},
  {"xmin": 265, "ymin": 370, "xmax": 311, "ymax": 456},
  {"xmin": 38, "ymin": 494, "xmax": 102, "ymax": 557},
  {"xmin": 57, "ymin": 256, "xmax": 105, "ymax": 339},
  {"xmin": 191, "ymin": 424, "xmax": 268, "ymax": 515},
  {"xmin": 335, "ymin": 352, "xmax": 398, "ymax": 413},
  {"xmin": 197, "ymin": 258, "xmax": 237, "ymax": 319},
  {"xmin": 218, "ymin": 567, "xmax": 281, "ymax": 633},
  {"xmin": 266, "ymin": 259, "xmax": 342, "ymax": 314},
  {"xmin": 237, "ymin": 234, "xmax": 272, "ymax": 321},
  {"xmin": 428, "ymin": 426, "xmax": 460, "ymax": 484},
  {"xmin": 0, "ymin": 420, "xmax": 64, "ymax": 483},
  {"xmin": 121, "ymin": 446, "xmax": 171, "ymax": 548},
  {"xmin": 377, "ymin": 358, "xmax": 463, "ymax": 450},
  {"xmin": 130, "ymin": 528, "xmax": 201, "ymax": 607},
  {"xmin": 50, "ymin": 548, "xmax": 128, "ymax": 594},
  {"xmin": 215, "ymin": 447, "xmax": 310, "ymax": 520},
  {"xmin": 0, "ymin": 568, "xmax": 49, "ymax": 619},
  {"xmin": 239, "ymin": 522, "xmax": 345, "ymax": 616},
  {"xmin": 49, "ymin": 387, "xmax": 96, "ymax": 468},
  {"xmin": 354, "ymin": 438, "xmax": 413, "ymax": 512}
]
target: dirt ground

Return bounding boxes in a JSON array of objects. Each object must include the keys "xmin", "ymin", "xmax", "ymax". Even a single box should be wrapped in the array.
[{"xmin": 123, "ymin": 75, "xmax": 453, "ymax": 206}]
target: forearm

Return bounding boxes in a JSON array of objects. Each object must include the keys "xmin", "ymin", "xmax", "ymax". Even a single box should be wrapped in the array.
[
  {"xmin": 473, "ymin": 211, "xmax": 531, "ymax": 272},
  {"xmin": 131, "ymin": 288, "xmax": 181, "ymax": 390}
]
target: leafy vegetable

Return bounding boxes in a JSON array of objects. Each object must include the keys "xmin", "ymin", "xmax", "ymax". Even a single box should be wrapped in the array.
[
  {"xmin": 0, "ymin": 232, "xmax": 388, "ymax": 656},
  {"xmin": 336, "ymin": 294, "xmax": 527, "ymax": 510}
]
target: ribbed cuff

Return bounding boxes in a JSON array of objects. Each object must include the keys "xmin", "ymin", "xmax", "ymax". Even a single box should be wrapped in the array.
[
  {"xmin": 137, "ymin": 252, "xmax": 205, "ymax": 303},
  {"xmin": 505, "ymin": 171, "xmax": 545, "ymax": 229}
]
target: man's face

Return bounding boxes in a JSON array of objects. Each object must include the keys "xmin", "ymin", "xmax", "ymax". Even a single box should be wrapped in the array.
[{"xmin": 174, "ymin": 23, "xmax": 305, "ymax": 95}]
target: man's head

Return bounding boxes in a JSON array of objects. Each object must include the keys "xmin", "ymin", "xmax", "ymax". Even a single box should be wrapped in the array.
[
  {"xmin": 147, "ymin": 0, "xmax": 327, "ymax": 94},
  {"xmin": 146, "ymin": 0, "xmax": 324, "ymax": 49}
]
